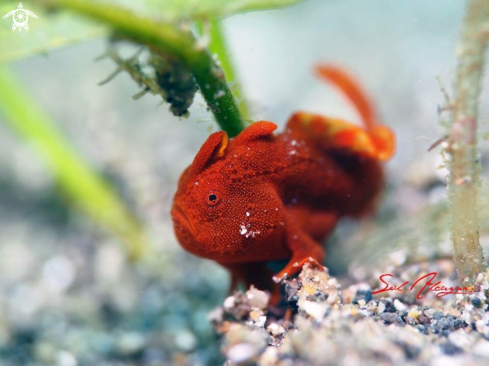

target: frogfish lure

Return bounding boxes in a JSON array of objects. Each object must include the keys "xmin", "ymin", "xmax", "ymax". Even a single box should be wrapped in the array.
[{"xmin": 171, "ymin": 65, "xmax": 395, "ymax": 301}]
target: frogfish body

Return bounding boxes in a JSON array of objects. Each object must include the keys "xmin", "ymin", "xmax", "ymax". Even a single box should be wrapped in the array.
[{"xmin": 171, "ymin": 65, "xmax": 395, "ymax": 300}]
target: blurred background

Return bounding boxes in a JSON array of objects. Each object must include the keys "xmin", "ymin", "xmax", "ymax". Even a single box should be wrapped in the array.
[{"xmin": 0, "ymin": 0, "xmax": 482, "ymax": 365}]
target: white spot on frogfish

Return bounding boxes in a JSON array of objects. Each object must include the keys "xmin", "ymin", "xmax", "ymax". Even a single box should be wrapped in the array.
[{"xmin": 240, "ymin": 225, "xmax": 247, "ymax": 235}]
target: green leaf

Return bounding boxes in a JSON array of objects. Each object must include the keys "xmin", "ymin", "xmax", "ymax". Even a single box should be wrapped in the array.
[
  {"xmin": 0, "ymin": 65, "xmax": 148, "ymax": 260},
  {"xmin": 53, "ymin": 0, "xmax": 305, "ymax": 21},
  {"xmin": 134, "ymin": 0, "xmax": 305, "ymax": 20},
  {"xmin": 0, "ymin": 0, "xmax": 304, "ymax": 63},
  {"xmin": 0, "ymin": 1, "xmax": 106, "ymax": 63}
]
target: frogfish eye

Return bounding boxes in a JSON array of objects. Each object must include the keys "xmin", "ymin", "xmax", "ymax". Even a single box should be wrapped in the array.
[{"xmin": 205, "ymin": 191, "xmax": 220, "ymax": 206}]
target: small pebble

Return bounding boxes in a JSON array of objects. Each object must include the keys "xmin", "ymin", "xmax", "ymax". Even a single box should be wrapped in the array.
[
  {"xmin": 384, "ymin": 301, "xmax": 396, "ymax": 313},
  {"xmin": 380, "ymin": 313, "xmax": 405, "ymax": 326},
  {"xmin": 439, "ymin": 341, "xmax": 462, "ymax": 355},
  {"xmin": 226, "ymin": 343, "xmax": 257, "ymax": 364},
  {"xmin": 408, "ymin": 308, "xmax": 420, "ymax": 319},
  {"xmin": 471, "ymin": 297, "xmax": 482, "ymax": 308},
  {"xmin": 433, "ymin": 311, "xmax": 444, "ymax": 320},
  {"xmin": 246, "ymin": 287, "xmax": 270, "ymax": 309},
  {"xmin": 266, "ymin": 323, "xmax": 285, "ymax": 336},
  {"xmin": 416, "ymin": 324, "xmax": 426, "ymax": 333}
]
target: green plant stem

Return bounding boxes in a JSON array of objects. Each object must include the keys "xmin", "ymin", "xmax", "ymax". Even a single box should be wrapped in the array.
[
  {"xmin": 0, "ymin": 65, "xmax": 147, "ymax": 260},
  {"xmin": 43, "ymin": 0, "xmax": 246, "ymax": 137},
  {"xmin": 446, "ymin": 0, "xmax": 488, "ymax": 283},
  {"xmin": 198, "ymin": 20, "xmax": 251, "ymax": 120}
]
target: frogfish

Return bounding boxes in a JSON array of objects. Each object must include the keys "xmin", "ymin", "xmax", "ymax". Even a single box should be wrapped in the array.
[{"xmin": 171, "ymin": 65, "xmax": 395, "ymax": 301}]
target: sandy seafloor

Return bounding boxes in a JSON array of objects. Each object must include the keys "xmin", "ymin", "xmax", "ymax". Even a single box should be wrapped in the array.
[
  {"xmin": 214, "ymin": 260, "xmax": 489, "ymax": 366},
  {"xmin": 1, "ymin": 0, "xmax": 489, "ymax": 365}
]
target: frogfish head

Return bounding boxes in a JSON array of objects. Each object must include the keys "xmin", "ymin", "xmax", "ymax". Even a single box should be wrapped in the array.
[{"xmin": 171, "ymin": 122, "xmax": 285, "ymax": 262}]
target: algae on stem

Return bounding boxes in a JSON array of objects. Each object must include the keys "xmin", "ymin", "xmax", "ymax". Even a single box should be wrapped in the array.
[
  {"xmin": 43, "ymin": 0, "xmax": 247, "ymax": 137},
  {"xmin": 445, "ymin": 0, "xmax": 488, "ymax": 283}
]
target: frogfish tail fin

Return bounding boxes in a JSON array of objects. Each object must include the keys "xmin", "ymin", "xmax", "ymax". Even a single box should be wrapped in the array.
[
  {"xmin": 315, "ymin": 65, "xmax": 375, "ymax": 130},
  {"xmin": 315, "ymin": 65, "xmax": 395, "ymax": 161}
]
